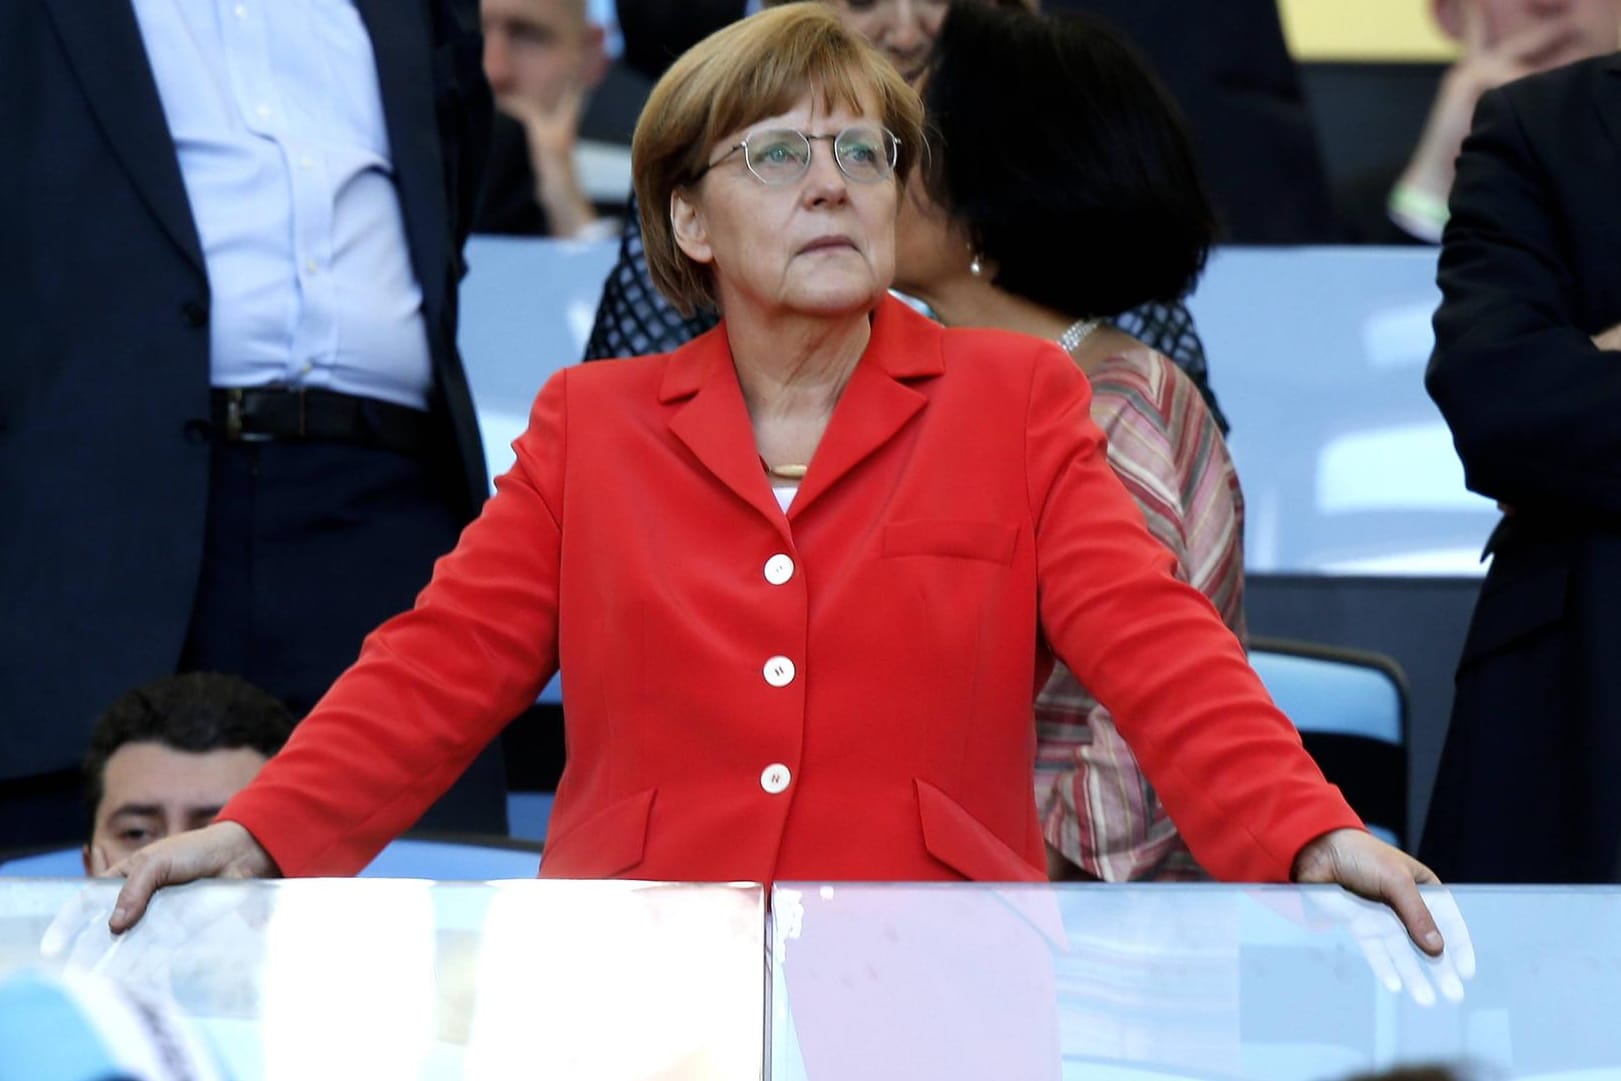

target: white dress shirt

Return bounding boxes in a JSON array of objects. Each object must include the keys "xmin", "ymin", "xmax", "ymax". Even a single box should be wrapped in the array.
[{"xmin": 131, "ymin": 0, "xmax": 433, "ymax": 410}]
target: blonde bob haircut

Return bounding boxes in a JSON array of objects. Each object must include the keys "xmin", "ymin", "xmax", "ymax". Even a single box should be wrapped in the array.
[{"xmin": 632, "ymin": 2, "xmax": 925, "ymax": 317}]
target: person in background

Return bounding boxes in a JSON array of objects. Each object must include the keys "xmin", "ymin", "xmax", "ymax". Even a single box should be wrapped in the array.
[
  {"xmin": 893, "ymin": 2, "xmax": 1237, "ymax": 881},
  {"xmin": 475, "ymin": 0, "xmax": 617, "ymax": 238},
  {"xmin": 102, "ymin": 7, "xmax": 1449, "ymax": 967},
  {"xmin": 1045, "ymin": 0, "xmax": 1341, "ymax": 245},
  {"xmin": 0, "ymin": 0, "xmax": 507, "ymax": 850},
  {"xmin": 1343, "ymin": 0, "xmax": 1618, "ymax": 243},
  {"xmin": 1421, "ymin": 50, "xmax": 1621, "ymax": 883},
  {"xmin": 581, "ymin": 0, "xmax": 1225, "ymax": 429},
  {"xmin": 82, "ymin": 673, "xmax": 292, "ymax": 875}
]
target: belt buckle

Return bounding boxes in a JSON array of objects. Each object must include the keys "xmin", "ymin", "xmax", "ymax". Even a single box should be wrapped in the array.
[{"xmin": 224, "ymin": 387, "xmax": 244, "ymax": 441}]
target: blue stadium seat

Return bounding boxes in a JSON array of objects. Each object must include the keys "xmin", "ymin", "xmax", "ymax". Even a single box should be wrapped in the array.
[
  {"xmin": 0, "ymin": 835, "xmax": 542, "ymax": 880},
  {"xmin": 0, "ymin": 848, "xmax": 80, "ymax": 877},
  {"xmin": 1249, "ymin": 636, "xmax": 1409, "ymax": 848},
  {"xmin": 354, "ymin": 836, "xmax": 540, "ymax": 879}
]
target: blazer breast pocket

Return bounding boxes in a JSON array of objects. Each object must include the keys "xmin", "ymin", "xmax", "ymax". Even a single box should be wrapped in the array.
[{"xmin": 882, "ymin": 520, "xmax": 1018, "ymax": 565}]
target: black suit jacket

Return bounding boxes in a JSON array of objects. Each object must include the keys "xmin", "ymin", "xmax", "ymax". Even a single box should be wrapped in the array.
[
  {"xmin": 1420, "ymin": 53, "xmax": 1621, "ymax": 882},
  {"xmin": 0, "ymin": 0, "xmax": 491, "ymax": 781}
]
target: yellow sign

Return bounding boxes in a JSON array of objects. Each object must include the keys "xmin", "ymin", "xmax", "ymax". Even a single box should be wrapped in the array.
[{"xmin": 1277, "ymin": 0, "xmax": 1458, "ymax": 62}]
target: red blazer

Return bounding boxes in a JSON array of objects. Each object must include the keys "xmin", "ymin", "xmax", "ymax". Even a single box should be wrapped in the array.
[{"xmin": 224, "ymin": 296, "xmax": 1360, "ymax": 882}]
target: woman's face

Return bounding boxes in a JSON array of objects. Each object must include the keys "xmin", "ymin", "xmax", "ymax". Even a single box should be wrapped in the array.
[
  {"xmin": 891, "ymin": 149, "xmax": 970, "ymax": 299},
  {"xmin": 672, "ymin": 91, "xmax": 898, "ymax": 322},
  {"xmin": 826, "ymin": 0, "xmax": 948, "ymax": 82}
]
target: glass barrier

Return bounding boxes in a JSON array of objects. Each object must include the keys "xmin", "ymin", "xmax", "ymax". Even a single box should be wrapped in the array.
[
  {"xmin": 0, "ymin": 879, "xmax": 764, "ymax": 1080},
  {"xmin": 770, "ymin": 882, "xmax": 1621, "ymax": 1081},
  {"xmin": 17, "ymin": 878, "xmax": 1612, "ymax": 1079}
]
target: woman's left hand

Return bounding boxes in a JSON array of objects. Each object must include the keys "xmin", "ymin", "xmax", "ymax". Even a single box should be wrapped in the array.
[{"xmin": 1292, "ymin": 828, "xmax": 1449, "ymax": 956}]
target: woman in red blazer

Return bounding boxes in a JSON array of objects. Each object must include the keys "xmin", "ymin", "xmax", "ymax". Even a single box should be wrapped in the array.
[{"xmin": 106, "ymin": 3, "xmax": 1449, "ymax": 957}]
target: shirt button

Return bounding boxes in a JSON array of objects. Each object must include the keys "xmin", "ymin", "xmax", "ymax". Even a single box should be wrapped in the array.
[
  {"xmin": 299, "ymin": 155, "xmax": 314, "ymax": 170},
  {"xmin": 763, "ymin": 656, "xmax": 795, "ymax": 687},
  {"xmin": 233, "ymin": 4, "xmax": 247, "ymax": 18},
  {"xmin": 305, "ymin": 258, "xmax": 319, "ymax": 275},
  {"xmin": 255, "ymin": 104, "xmax": 271, "ymax": 120},
  {"xmin": 763, "ymin": 554, "xmax": 794, "ymax": 586},
  {"xmin": 760, "ymin": 764, "xmax": 791, "ymax": 794}
]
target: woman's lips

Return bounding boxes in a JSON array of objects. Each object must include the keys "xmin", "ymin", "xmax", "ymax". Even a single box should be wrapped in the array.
[{"xmin": 800, "ymin": 236, "xmax": 857, "ymax": 254}]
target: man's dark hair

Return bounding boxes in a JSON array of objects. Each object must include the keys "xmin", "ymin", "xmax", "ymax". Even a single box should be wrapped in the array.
[
  {"xmin": 921, "ymin": 2, "xmax": 1218, "ymax": 319},
  {"xmin": 82, "ymin": 672, "xmax": 294, "ymax": 839}
]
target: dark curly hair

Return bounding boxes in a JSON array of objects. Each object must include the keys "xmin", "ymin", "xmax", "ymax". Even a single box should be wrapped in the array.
[{"xmin": 82, "ymin": 672, "xmax": 293, "ymax": 840}]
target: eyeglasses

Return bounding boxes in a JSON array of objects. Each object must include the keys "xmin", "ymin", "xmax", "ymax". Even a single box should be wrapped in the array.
[{"xmin": 699, "ymin": 125, "xmax": 900, "ymax": 186}]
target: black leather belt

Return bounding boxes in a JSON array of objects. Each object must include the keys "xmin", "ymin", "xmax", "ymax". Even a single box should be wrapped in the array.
[{"xmin": 209, "ymin": 387, "xmax": 433, "ymax": 458}]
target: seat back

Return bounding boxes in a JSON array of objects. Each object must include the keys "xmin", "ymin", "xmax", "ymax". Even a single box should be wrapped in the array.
[
  {"xmin": 0, "ymin": 835, "xmax": 543, "ymax": 880},
  {"xmin": 1249, "ymin": 636, "xmax": 1409, "ymax": 848}
]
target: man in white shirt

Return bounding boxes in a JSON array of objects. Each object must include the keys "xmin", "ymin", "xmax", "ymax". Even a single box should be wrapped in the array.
[{"xmin": 0, "ymin": 0, "xmax": 507, "ymax": 848}]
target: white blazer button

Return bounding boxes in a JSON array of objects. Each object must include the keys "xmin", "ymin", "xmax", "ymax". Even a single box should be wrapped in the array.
[
  {"xmin": 763, "ymin": 656, "xmax": 796, "ymax": 687},
  {"xmin": 760, "ymin": 764, "xmax": 792, "ymax": 794},
  {"xmin": 763, "ymin": 553, "xmax": 795, "ymax": 585}
]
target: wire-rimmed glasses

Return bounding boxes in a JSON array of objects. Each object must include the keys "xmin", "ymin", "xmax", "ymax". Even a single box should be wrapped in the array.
[{"xmin": 699, "ymin": 125, "xmax": 900, "ymax": 186}]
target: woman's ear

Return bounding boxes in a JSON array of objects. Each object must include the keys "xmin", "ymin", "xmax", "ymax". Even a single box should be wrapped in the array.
[{"xmin": 670, "ymin": 188, "xmax": 713, "ymax": 266}]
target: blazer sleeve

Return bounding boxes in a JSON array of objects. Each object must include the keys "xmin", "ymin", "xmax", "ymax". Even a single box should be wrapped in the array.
[
  {"xmin": 1427, "ymin": 81, "xmax": 1621, "ymax": 520},
  {"xmin": 1025, "ymin": 347, "xmax": 1361, "ymax": 883},
  {"xmin": 220, "ymin": 369, "xmax": 572, "ymax": 874}
]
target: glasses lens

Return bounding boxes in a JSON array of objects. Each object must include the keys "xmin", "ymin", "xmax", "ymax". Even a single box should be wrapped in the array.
[
  {"xmin": 835, "ymin": 126, "xmax": 895, "ymax": 181},
  {"xmin": 746, "ymin": 130, "xmax": 812, "ymax": 184}
]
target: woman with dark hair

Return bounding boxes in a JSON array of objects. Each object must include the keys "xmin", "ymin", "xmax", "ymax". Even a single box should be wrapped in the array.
[{"xmin": 893, "ymin": 1, "xmax": 1235, "ymax": 882}]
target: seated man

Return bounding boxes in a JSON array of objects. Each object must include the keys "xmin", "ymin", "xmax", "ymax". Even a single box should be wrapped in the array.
[
  {"xmin": 81, "ymin": 673, "xmax": 292, "ymax": 875},
  {"xmin": 475, "ymin": 0, "xmax": 616, "ymax": 239},
  {"xmin": 1346, "ymin": 0, "xmax": 1618, "ymax": 243}
]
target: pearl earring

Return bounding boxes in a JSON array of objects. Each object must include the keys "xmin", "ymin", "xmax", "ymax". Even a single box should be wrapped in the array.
[{"xmin": 968, "ymin": 252, "xmax": 984, "ymax": 277}]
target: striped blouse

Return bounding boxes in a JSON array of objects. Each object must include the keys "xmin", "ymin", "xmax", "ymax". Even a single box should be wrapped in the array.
[{"xmin": 1034, "ymin": 343, "xmax": 1246, "ymax": 881}]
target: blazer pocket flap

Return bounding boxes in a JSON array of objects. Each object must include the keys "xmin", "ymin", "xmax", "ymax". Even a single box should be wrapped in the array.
[
  {"xmin": 883, "ymin": 520, "xmax": 1017, "ymax": 564},
  {"xmin": 915, "ymin": 780, "xmax": 1066, "ymax": 947},
  {"xmin": 542, "ymin": 787, "xmax": 656, "ymax": 878},
  {"xmin": 916, "ymin": 779, "xmax": 1040, "ymax": 882},
  {"xmin": 1459, "ymin": 558, "xmax": 1570, "ymax": 666}
]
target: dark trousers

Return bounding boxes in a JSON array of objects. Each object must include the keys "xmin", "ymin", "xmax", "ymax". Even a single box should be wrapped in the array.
[
  {"xmin": 0, "ymin": 770, "xmax": 83, "ymax": 853},
  {"xmin": 175, "ymin": 439, "xmax": 507, "ymax": 835},
  {"xmin": 1419, "ymin": 524, "xmax": 1621, "ymax": 883},
  {"xmin": 0, "ymin": 438, "xmax": 508, "ymax": 855}
]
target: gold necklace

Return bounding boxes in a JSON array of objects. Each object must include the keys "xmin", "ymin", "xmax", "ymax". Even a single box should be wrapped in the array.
[{"xmin": 764, "ymin": 462, "xmax": 809, "ymax": 480}]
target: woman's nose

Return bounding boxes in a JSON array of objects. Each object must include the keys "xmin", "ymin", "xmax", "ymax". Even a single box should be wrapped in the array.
[{"xmin": 884, "ymin": 0, "xmax": 926, "ymax": 51}]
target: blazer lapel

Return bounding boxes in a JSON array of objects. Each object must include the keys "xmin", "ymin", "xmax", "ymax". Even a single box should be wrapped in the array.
[
  {"xmin": 663, "ymin": 327, "xmax": 795, "ymax": 535},
  {"xmin": 354, "ymin": 0, "xmax": 450, "ymax": 333},
  {"xmin": 787, "ymin": 297, "xmax": 940, "ymax": 520},
  {"xmin": 46, "ymin": 0, "xmax": 204, "ymax": 273},
  {"xmin": 661, "ymin": 298, "xmax": 943, "ymax": 529}
]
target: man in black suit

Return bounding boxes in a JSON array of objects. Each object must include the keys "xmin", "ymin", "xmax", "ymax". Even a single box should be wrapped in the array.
[
  {"xmin": 1421, "ymin": 52, "xmax": 1621, "ymax": 883},
  {"xmin": 0, "ymin": 0, "xmax": 506, "ymax": 848}
]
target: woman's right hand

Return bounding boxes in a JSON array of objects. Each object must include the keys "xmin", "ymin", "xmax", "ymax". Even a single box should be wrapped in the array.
[{"xmin": 107, "ymin": 821, "xmax": 278, "ymax": 934}]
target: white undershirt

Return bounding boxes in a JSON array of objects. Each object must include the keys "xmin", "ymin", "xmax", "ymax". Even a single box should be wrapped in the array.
[{"xmin": 772, "ymin": 485, "xmax": 797, "ymax": 513}]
